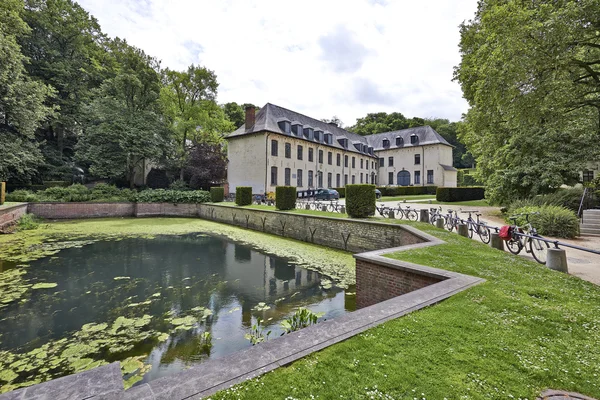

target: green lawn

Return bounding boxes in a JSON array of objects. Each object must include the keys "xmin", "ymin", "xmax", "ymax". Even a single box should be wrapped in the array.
[
  {"xmin": 414, "ymin": 198, "xmax": 490, "ymax": 207},
  {"xmin": 379, "ymin": 194, "xmax": 436, "ymax": 202},
  {"xmin": 211, "ymin": 219, "xmax": 600, "ymax": 399}
]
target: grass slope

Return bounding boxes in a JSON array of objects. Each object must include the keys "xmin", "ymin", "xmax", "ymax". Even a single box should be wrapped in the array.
[{"xmin": 210, "ymin": 219, "xmax": 600, "ymax": 399}]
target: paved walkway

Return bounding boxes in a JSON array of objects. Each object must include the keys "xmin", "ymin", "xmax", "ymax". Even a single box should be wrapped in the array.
[{"xmin": 538, "ymin": 389, "xmax": 597, "ymax": 399}]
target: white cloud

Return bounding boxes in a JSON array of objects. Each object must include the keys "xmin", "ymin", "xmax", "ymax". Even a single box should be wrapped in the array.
[{"xmin": 79, "ymin": 0, "xmax": 477, "ymax": 126}]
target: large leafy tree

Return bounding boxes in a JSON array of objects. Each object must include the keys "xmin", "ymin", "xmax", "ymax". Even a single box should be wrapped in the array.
[
  {"xmin": 161, "ymin": 65, "xmax": 233, "ymax": 180},
  {"xmin": 186, "ymin": 142, "xmax": 227, "ymax": 190},
  {"xmin": 454, "ymin": 0, "xmax": 600, "ymax": 204},
  {"xmin": 76, "ymin": 41, "xmax": 169, "ymax": 188},
  {"xmin": 349, "ymin": 112, "xmax": 409, "ymax": 135},
  {"xmin": 0, "ymin": 0, "xmax": 55, "ymax": 182}
]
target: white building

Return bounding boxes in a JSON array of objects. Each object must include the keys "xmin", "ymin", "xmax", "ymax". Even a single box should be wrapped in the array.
[{"xmin": 226, "ymin": 103, "xmax": 456, "ymax": 194}]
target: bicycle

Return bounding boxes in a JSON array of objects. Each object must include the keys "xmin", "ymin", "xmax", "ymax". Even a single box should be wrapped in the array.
[
  {"xmin": 326, "ymin": 200, "xmax": 341, "ymax": 212},
  {"xmin": 506, "ymin": 212, "xmax": 549, "ymax": 264},
  {"xmin": 376, "ymin": 203, "xmax": 392, "ymax": 217},
  {"xmin": 396, "ymin": 204, "xmax": 419, "ymax": 221},
  {"xmin": 461, "ymin": 210, "xmax": 491, "ymax": 244},
  {"xmin": 429, "ymin": 207, "xmax": 445, "ymax": 225},
  {"xmin": 445, "ymin": 209, "xmax": 460, "ymax": 231}
]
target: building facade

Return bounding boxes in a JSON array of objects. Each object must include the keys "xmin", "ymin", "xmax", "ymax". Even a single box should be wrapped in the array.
[{"xmin": 226, "ymin": 103, "xmax": 456, "ymax": 194}]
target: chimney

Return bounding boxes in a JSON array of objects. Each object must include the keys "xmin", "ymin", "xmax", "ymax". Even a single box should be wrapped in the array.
[
  {"xmin": 327, "ymin": 121, "xmax": 338, "ymax": 128},
  {"xmin": 245, "ymin": 106, "xmax": 255, "ymax": 129}
]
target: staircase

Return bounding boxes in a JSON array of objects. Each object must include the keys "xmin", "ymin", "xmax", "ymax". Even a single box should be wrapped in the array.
[{"xmin": 580, "ymin": 209, "xmax": 600, "ymax": 236}]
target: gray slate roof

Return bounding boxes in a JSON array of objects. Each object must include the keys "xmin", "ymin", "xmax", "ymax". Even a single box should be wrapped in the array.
[
  {"xmin": 364, "ymin": 125, "xmax": 452, "ymax": 150},
  {"xmin": 226, "ymin": 103, "xmax": 451, "ymax": 156}
]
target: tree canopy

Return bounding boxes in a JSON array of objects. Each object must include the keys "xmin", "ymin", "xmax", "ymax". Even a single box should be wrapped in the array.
[{"xmin": 454, "ymin": 0, "xmax": 600, "ymax": 204}]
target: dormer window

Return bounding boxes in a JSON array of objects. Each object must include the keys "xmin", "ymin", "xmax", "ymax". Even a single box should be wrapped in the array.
[
  {"xmin": 368, "ymin": 146, "xmax": 373, "ymax": 155},
  {"xmin": 314, "ymin": 130, "xmax": 323, "ymax": 142},
  {"xmin": 291, "ymin": 122, "xmax": 302, "ymax": 136},
  {"xmin": 338, "ymin": 138, "xmax": 348, "ymax": 148},
  {"xmin": 382, "ymin": 138, "xmax": 390, "ymax": 148},
  {"xmin": 303, "ymin": 127, "xmax": 314, "ymax": 140},
  {"xmin": 278, "ymin": 119, "xmax": 291, "ymax": 134},
  {"xmin": 410, "ymin": 134, "xmax": 418, "ymax": 144},
  {"xmin": 396, "ymin": 136, "xmax": 403, "ymax": 146},
  {"xmin": 324, "ymin": 132, "xmax": 332, "ymax": 144}
]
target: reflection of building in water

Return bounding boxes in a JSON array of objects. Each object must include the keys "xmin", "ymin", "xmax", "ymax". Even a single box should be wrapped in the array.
[{"xmin": 224, "ymin": 243, "xmax": 322, "ymax": 300}]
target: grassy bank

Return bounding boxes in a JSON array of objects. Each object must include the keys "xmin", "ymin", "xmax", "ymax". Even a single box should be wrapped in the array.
[{"xmin": 209, "ymin": 218, "xmax": 600, "ymax": 399}]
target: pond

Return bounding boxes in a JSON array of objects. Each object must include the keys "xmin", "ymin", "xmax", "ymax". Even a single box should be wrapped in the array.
[{"xmin": 0, "ymin": 233, "xmax": 355, "ymax": 391}]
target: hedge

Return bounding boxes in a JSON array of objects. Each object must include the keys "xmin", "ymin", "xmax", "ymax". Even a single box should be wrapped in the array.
[
  {"xmin": 436, "ymin": 186, "xmax": 485, "ymax": 202},
  {"xmin": 135, "ymin": 189, "xmax": 210, "ymax": 203},
  {"xmin": 210, "ymin": 187, "xmax": 225, "ymax": 202},
  {"xmin": 346, "ymin": 184, "xmax": 376, "ymax": 218},
  {"xmin": 507, "ymin": 205, "xmax": 579, "ymax": 239},
  {"xmin": 236, "ymin": 186, "xmax": 252, "ymax": 206},
  {"xmin": 0, "ymin": 182, "xmax": 5, "ymax": 205},
  {"xmin": 334, "ymin": 187, "xmax": 346, "ymax": 198},
  {"xmin": 275, "ymin": 186, "xmax": 296, "ymax": 210},
  {"xmin": 375, "ymin": 186, "xmax": 437, "ymax": 196}
]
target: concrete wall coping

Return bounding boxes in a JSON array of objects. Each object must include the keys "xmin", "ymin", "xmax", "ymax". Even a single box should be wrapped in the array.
[{"xmin": 0, "ymin": 203, "xmax": 28, "ymax": 212}]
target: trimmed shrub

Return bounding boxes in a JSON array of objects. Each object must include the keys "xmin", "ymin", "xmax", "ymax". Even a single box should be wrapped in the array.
[
  {"xmin": 346, "ymin": 184, "xmax": 376, "ymax": 218},
  {"xmin": 136, "ymin": 189, "xmax": 210, "ymax": 203},
  {"xmin": 236, "ymin": 187, "xmax": 252, "ymax": 206},
  {"xmin": 436, "ymin": 187, "xmax": 485, "ymax": 202},
  {"xmin": 334, "ymin": 187, "xmax": 346, "ymax": 198},
  {"xmin": 146, "ymin": 169, "xmax": 170, "ymax": 189},
  {"xmin": 210, "ymin": 187, "xmax": 225, "ymax": 203},
  {"xmin": 275, "ymin": 186, "xmax": 296, "ymax": 210},
  {"xmin": 1, "ymin": 182, "xmax": 5, "ymax": 205},
  {"xmin": 507, "ymin": 205, "xmax": 579, "ymax": 239},
  {"xmin": 5, "ymin": 189, "xmax": 39, "ymax": 202},
  {"xmin": 376, "ymin": 186, "xmax": 437, "ymax": 197}
]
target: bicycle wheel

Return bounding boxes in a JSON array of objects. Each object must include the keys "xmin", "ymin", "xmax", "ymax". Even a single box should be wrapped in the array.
[
  {"xmin": 506, "ymin": 238, "xmax": 522, "ymax": 255},
  {"xmin": 381, "ymin": 207, "xmax": 390, "ymax": 218},
  {"xmin": 529, "ymin": 237, "xmax": 549, "ymax": 265},
  {"xmin": 478, "ymin": 226, "xmax": 491, "ymax": 244},
  {"xmin": 467, "ymin": 221, "xmax": 474, "ymax": 238},
  {"xmin": 446, "ymin": 217, "xmax": 455, "ymax": 231},
  {"xmin": 407, "ymin": 210, "xmax": 419, "ymax": 222}
]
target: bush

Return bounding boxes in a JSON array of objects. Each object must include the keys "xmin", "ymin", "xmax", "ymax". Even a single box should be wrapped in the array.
[
  {"xmin": 17, "ymin": 214, "xmax": 40, "ymax": 231},
  {"xmin": 210, "ymin": 187, "xmax": 225, "ymax": 203},
  {"xmin": 375, "ymin": 186, "xmax": 437, "ymax": 197},
  {"xmin": 457, "ymin": 169, "xmax": 482, "ymax": 187},
  {"xmin": 506, "ymin": 188, "xmax": 590, "ymax": 214},
  {"xmin": 235, "ymin": 187, "xmax": 252, "ymax": 206},
  {"xmin": 507, "ymin": 205, "xmax": 579, "ymax": 238},
  {"xmin": 1, "ymin": 182, "xmax": 5, "ymax": 205},
  {"xmin": 136, "ymin": 189, "xmax": 210, "ymax": 203},
  {"xmin": 275, "ymin": 186, "xmax": 296, "ymax": 210},
  {"xmin": 39, "ymin": 184, "xmax": 91, "ymax": 202},
  {"xmin": 334, "ymin": 187, "xmax": 346, "ymax": 198},
  {"xmin": 5, "ymin": 189, "xmax": 39, "ymax": 202},
  {"xmin": 89, "ymin": 183, "xmax": 136, "ymax": 202},
  {"xmin": 169, "ymin": 180, "xmax": 190, "ymax": 191},
  {"xmin": 346, "ymin": 184, "xmax": 376, "ymax": 218},
  {"xmin": 146, "ymin": 169, "xmax": 170, "ymax": 189},
  {"xmin": 436, "ymin": 187, "xmax": 485, "ymax": 202}
]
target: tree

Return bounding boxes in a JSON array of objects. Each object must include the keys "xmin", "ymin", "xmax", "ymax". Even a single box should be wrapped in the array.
[
  {"xmin": 348, "ymin": 112, "xmax": 409, "ymax": 135},
  {"xmin": 0, "ymin": 0, "xmax": 55, "ymax": 182},
  {"xmin": 76, "ymin": 42, "xmax": 169, "ymax": 188},
  {"xmin": 454, "ymin": 0, "xmax": 600, "ymax": 204},
  {"xmin": 161, "ymin": 65, "xmax": 233, "ymax": 180},
  {"xmin": 20, "ymin": 0, "xmax": 110, "ymax": 162},
  {"xmin": 222, "ymin": 102, "xmax": 245, "ymax": 127},
  {"xmin": 423, "ymin": 119, "xmax": 473, "ymax": 168},
  {"xmin": 185, "ymin": 142, "xmax": 227, "ymax": 190},
  {"xmin": 321, "ymin": 116, "xmax": 344, "ymax": 128}
]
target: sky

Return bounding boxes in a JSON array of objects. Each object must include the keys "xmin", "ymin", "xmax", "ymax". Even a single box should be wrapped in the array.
[{"xmin": 78, "ymin": 0, "xmax": 478, "ymax": 127}]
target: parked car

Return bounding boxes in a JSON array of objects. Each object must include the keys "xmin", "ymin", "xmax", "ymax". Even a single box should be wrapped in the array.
[
  {"xmin": 315, "ymin": 188, "xmax": 339, "ymax": 200},
  {"xmin": 375, "ymin": 189, "xmax": 382, "ymax": 199}
]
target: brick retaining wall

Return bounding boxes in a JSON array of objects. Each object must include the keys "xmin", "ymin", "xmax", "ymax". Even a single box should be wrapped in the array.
[
  {"xmin": 355, "ymin": 258, "xmax": 444, "ymax": 308},
  {"xmin": 0, "ymin": 203, "xmax": 28, "ymax": 229},
  {"xmin": 28, "ymin": 202, "xmax": 135, "ymax": 219}
]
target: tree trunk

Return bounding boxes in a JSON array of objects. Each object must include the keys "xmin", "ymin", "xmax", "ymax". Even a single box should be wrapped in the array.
[{"xmin": 180, "ymin": 129, "xmax": 188, "ymax": 180}]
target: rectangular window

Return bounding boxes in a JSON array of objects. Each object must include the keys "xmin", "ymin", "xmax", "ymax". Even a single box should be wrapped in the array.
[
  {"xmin": 360, "ymin": 159, "xmax": 364, "ymax": 169},
  {"xmin": 336, "ymin": 174, "xmax": 341, "ymax": 187},
  {"xmin": 271, "ymin": 166, "xmax": 278, "ymax": 185},
  {"xmin": 308, "ymin": 148, "xmax": 314, "ymax": 162},
  {"xmin": 318, "ymin": 171, "xmax": 323, "ymax": 187},
  {"xmin": 388, "ymin": 157, "xmax": 394, "ymax": 167},
  {"xmin": 351, "ymin": 175, "xmax": 355, "ymax": 184},
  {"xmin": 411, "ymin": 135, "xmax": 417, "ymax": 144},
  {"xmin": 360, "ymin": 173, "xmax": 363, "ymax": 183},
  {"xmin": 344, "ymin": 174, "xmax": 348, "ymax": 185},
  {"xmin": 427, "ymin": 170, "xmax": 434, "ymax": 184},
  {"xmin": 285, "ymin": 143, "xmax": 291, "ymax": 159},
  {"xmin": 344, "ymin": 155, "xmax": 348, "ymax": 168},
  {"xmin": 271, "ymin": 140, "xmax": 278, "ymax": 156},
  {"xmin": 336, "ymin": 153, "xmax": 341, "ymax": 166},
  {"xmin": 352, "ymin": 157, "xmax": 355, "ymax": 168},
  {"xmin": 583, "ymin": 170, "xmax": 594, "ymax": 183},
  {"xmin": 372, "ymin": 161, "xmax": 375, "ymax": 169},
  {"xmin": 415, "ymin": 154, "xmax": 421, "ymax": 165},
  {"xmin": 414, "ymin": 171, "xmax": 421, "ymax": 185},
  {"xmin": 328, "ymin": 152, "xmax": 332, "ymax": 165},
  {"xmin": 285, "ymin": 168, "xmax": 291, "ymax": 186},
  {"xmin": 297, "ymin": 145, "xmax": 303, "ymax": 160},
  {"xmin": 389, "ymin": 172, "xmax": 393, "ymax": 185},
  {"xmin": 308, "ymin": 170, "xmax": 314, "ymax": 187},
  {"xmin": 327, "ymin": 173, "xmax": 332, "ymax": 188},
  {"xmin": 297, "ymin": 169, "xmax": 303, "ymax": 187},
  {"xmin": 318, "ymin": 150, "xmax": 323, "ymax": 164},
  {"xmin": 379, "ymin": 158, "xmax": 384, "ymax": 167},
  {"xmin": 366, "ymin": 160, "xmax": 369, "ymax": 170}
]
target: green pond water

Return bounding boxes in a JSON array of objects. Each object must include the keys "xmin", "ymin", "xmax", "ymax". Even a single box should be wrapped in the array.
[{"xmin": 0, "ymin": 233, "xmax": 354, "ymax": 390}]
